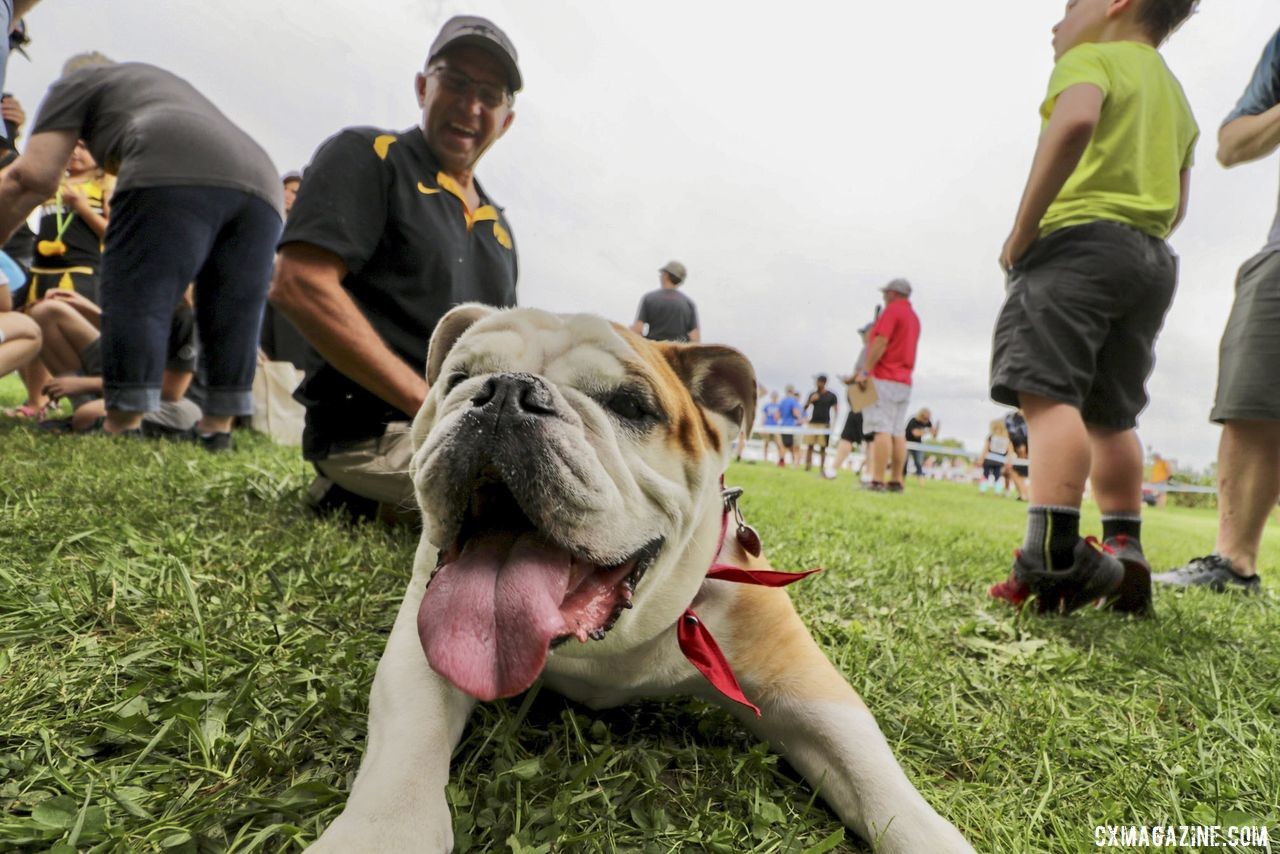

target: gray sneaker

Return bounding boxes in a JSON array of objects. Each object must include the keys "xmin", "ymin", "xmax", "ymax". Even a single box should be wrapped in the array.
[
  {"xmin": 1102, "ymin": 535, "xmax": 1153, "ymax": 615},
  {"xmin": 1153, "ymin": 555, "xmax": 1262, "ymax": 595}
]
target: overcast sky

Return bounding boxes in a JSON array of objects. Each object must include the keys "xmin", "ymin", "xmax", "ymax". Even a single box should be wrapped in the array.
[{"xmin": 14, "ymin": 1, "xmax": 1278, "ymax": 469}]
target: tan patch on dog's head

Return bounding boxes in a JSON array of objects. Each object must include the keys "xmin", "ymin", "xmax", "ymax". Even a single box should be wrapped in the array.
[{"xmin": 617, "ymin": 326, "xmax": 757, "ymax": 459}]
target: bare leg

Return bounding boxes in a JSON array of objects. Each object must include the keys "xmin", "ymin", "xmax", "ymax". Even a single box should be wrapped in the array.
[
  {"xmin": 832, "ymin": 438, "xmax": 853, "ymax": 473},
  {"xmin": 18, "ymin": 359, "xmax": 50, "ymax": 409},
  {"xmin": 1021, "ymin": 394, "xmax": 1090, "ymax": 507},
  {"xmin": 0, "ymin": 313, "xmax": 41, "ymax": 377},
  {"xmin": 1087, "ymin": 426, "xmax": 1143, "ymax": 515},
  {"xmin": 869, "ymin": 433, "xmax": 890, "ymax": 483},
  {"xmin": 30, "ymin": 300, "xmax": 99, "ymax": 376},
  {"xmin": 889, "ymin": 435, "xmax": 907, "ymax": 485},
  {"xmin": 1214, "ymin": 420, "xmax": 1280, "ymax": 576}
]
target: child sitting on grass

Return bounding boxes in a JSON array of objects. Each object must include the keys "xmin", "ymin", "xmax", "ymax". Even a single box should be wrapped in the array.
[{"xmin": 987, "ymin": 0, "xmax": 1199, "ymax": 614}]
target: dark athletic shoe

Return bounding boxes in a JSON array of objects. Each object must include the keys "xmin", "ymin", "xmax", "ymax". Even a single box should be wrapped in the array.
[
  {"xmin": 1013, "ymin": 537, "xmax": 1124, "ymax": 614},
  {"xmin": 862, "ymin": 480, "xmax": 887, "ymax": 492},
  {"xmin": 197, "ymin": 431, "xmax": 235, "ymax": 453},
  {"xmin": 989, "ymin": 562, "xmax": 1032, "ymax": 607},
  {"xmin": 1153, "ymin": 555, "xmax": 1262, "ymax": 595},
  {"xmin": 1102, "ymin": 534, "xmax": 1153, "ymax": 615},
  {"xmin": 885, "ymin": 481, "xmax": 905, "ymax": 493}
]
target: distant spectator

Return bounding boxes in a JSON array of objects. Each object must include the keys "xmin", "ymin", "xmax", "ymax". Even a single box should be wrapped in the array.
[
  {"xmin": 978, "ymin": 418, "xmax": 1012, "ymax": 496},
  {"xmin": 760, "ymin": 389, "xmax": 784, "ymax": 465},
  {"xmin": 855, "ymin": 278, "xmax": 921, "ymax": 492},
  {"xmin": 803, "ymin": 374, "xmax": 838, "ymax": 473},
  {"xmin": 1003, "ymin": 408, "xmax": 1029, "ymax": 500},
  {"xmin": 631, "ymin": 260, "xmax": 698, "ymax": 343},
  {"xmin": 905, "ymin": 407, "xmax": 940, "ymax": 480},
  {"xmin": 778, "ymin": 384, "xmax": 805, "ymax": 468},
  {"xmin": 0, "ymin": 56, "xmax": 284, "ymax": 451},
  {"xmin": 830, "ymin": 320, "xmax": 875, "ymax": 479},
  {"xmin": 1148, "ymin": 452, "xmax": 1171, "ymax": 508},
  {"xmin": 259, "ymin": 169, "xmax": 310, "ymax": 369}
]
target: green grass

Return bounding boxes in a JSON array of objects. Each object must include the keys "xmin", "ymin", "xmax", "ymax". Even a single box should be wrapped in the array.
[{"xmin": 1, "ymin": 374, "xmax": 1278, "ymax": 853}]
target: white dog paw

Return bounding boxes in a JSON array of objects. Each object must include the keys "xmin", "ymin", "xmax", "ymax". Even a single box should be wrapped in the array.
[{"xmin": 309, "ymin": 810, "xmax": 454, "ymax": 853}]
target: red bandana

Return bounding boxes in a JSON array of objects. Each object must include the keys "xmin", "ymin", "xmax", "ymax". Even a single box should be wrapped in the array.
[{"xmin": 676, "ymin": 484, "xmax": 820, "ymax": 717}]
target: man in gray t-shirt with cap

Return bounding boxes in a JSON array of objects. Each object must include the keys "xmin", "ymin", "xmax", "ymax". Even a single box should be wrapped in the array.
[{"xmin": 631, "ymin": 260, "xmax": 699, "ymax": 343}]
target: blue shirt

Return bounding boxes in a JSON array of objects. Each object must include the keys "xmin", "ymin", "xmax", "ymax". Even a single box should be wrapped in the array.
[
  {"xmin": 779, "ymin": 395, "xmax": 803, "ymax": 427},
  {"xmin": 1226, "ymin": 27, "xmax": 1280, "ymax": 254},
  {"xmin": 762, "ymin": 402, "xmax": 782, "ymax": 426}
]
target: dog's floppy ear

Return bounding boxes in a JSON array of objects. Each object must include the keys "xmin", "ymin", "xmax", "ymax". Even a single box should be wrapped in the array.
[
  {"xmin": 426, "ymin": 303, "xmax": 496, "ymax": 387},
  {"xmin": 664, "ymin": 344, "xmax": 758, "ymax": 437}
]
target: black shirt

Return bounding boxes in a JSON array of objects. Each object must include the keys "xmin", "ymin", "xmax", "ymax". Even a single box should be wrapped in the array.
[
  {"xmin": 1005, "ymin": 411, "xmax": 1028, "ymax": 449},
  {"xmin": 635, "ymin": 288, "xmax": 698, "ymax": 342},
  {"xmin": 281, "ymin": 126, "xmax": 518, "ymax": 458},
  {"xmin": 807, "ymin": 389, "xmax": 838, "ymax": 423},
  {"xmin": 906, "ymin": 417, "xmax": 933, "ymax": 442}
]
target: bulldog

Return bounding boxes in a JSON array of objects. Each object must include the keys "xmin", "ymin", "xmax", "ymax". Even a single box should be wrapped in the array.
[{"xmin": 312, "ymin": 305, "xmax": 972, "ymax": 853}]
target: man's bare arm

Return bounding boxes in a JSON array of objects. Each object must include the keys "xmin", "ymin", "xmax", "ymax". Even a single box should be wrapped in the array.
[
  {"xmin": 1218, "ymin": 105, "xmax": 1280, "ymax": 167},
  {"xmin": 629, "ymin": 320, "xmax": 644, "ymax": 335},
  {"xmin": 687, "ymin": 327, "xmax": 700, "ymax": 343},
  {"xmin": 269, "ymin": 243, "xmax": 429, "ymax": 418},
  {"xmin": 0, "ymin": 130, "xmax": 77, "ymax": 243},
  {"xmin": 858, "ymin": 336, "xmax": 889, "ymax": 379}
]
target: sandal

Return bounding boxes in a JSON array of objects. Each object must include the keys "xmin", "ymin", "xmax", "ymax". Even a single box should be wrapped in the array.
[{"xmin": 2, "ymin": 401, "xmax": 57, "ymax": 420}]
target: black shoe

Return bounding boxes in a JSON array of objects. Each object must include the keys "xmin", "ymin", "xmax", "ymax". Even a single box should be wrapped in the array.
[
  {"xmin": 1102, "ymin": 534, "xmax": 1153, "ymax": 615},
  {"xmin": 304, "ymin": 474, "xmax": 379, "ymax": 522},
  {"xmin": 197, "ymin": 431, "xmax": 235, "ymax": 453},
  {"xmin": 1013, "ymin": 537, "xmax": 1124, "ymax": 614},
  {"xmin": 141, "ymin": 420, "xmax": 198, "ymax": 442},
  {"xmin": 1153, "ymin": 555, "xmax": 1262, "ymax": 595},
  {"xmin": 885, "ymin": 481, "xmax": 905, "ymax": 493},
  {"xmin": 84, "ymin": 418, "xmax": 144, "ymax": 440},
  {"xmin": 862, "ymin": 480, "xmax": 887, "ymax": 492}
]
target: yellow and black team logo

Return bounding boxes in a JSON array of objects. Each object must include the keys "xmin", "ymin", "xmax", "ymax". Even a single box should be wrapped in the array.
[{"xmin": 492, "ymin": 221, "xmax": 512, "ymax": 250}]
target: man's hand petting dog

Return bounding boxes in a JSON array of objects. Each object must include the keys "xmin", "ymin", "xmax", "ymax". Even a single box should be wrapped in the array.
[{"xmin": 310, "ymin": 305, "xmax": 972, "ymax": 853}]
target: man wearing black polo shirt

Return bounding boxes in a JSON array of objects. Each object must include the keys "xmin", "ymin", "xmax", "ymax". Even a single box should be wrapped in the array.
[{"xmin": 270, "ymin": 16, "xmax": 521, "ymax": 517}]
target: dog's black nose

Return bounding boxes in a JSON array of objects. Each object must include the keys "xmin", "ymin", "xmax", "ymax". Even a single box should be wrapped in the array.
[{"xmin": 471, "ymin": 372, "xmax": 557, "ymax": 415}]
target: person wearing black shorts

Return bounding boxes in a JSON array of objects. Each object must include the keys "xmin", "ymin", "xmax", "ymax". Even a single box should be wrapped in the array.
[{"xmin": 803, "ymin": 374, "xmax": 839, "ymax": 473}]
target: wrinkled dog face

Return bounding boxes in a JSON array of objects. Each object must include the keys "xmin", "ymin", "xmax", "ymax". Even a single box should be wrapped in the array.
[{"xmin": 409, "ymin": 305, "xmax": 755, "ymax": 703}]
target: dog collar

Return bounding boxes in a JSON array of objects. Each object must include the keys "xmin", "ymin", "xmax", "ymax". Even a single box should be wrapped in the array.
[{"xmin": 676, "ymin": 483, "xmax": 821, "ymax": 717}]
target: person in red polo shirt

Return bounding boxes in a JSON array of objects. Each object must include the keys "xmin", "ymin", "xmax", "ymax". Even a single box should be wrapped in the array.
[{"xmin": 854, "ymin": 278, "xmax": 920, "ymax": 492}]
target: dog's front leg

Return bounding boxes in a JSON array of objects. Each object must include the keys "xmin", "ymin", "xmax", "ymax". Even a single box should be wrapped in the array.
[
  {"xmin": 312, "ymin": 559, "xmax": 475, "ymax": 853},
  {"xmin": 715, "ymin": 586, "xmax": 973, "ymax": 854}
]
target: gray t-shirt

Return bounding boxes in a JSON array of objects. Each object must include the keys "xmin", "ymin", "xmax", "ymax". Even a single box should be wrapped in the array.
[
  {"xmin": 32, "ymin": 62, "xmax": 282, "ymax": 215},
  {"xmin": 635, "ymin": 287, "xmax": 698, "ymax": 342}
]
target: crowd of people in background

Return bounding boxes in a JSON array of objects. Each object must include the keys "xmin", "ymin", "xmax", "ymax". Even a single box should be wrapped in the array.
[{"xmin": 0, "ymin": 4, "xmax": 1275, "ymax": 609}]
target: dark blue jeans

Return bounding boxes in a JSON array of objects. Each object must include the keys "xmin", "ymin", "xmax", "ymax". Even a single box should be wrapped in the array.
[{"xmin": 100, "ymin": 186, "xmax": 281, "ymax": 416}]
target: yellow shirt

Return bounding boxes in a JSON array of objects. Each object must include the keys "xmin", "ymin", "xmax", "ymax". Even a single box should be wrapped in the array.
[{"xmin": 1039, "ymin": 42, "xmax": 1199, "ymax": 240}]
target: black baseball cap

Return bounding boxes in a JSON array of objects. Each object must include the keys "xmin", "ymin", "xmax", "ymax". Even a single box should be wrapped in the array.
[{"xmin": 428, "ymin": 15, "xmax": 522, "ymax": 93}]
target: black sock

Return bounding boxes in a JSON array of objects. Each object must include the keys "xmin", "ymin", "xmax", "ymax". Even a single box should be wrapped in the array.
[
  {"xmin": 1101, "ymin": 514, "xmax": 1141, "ymax": 543},
  {"xmin": 1024, "ymin": 505, "xmax": 1080, "ymax": 570}
]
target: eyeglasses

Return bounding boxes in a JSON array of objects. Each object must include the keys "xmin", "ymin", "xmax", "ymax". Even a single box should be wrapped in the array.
[{"xmin": 428, "ymin": 67, "xmax": 510, "ymax": 109}]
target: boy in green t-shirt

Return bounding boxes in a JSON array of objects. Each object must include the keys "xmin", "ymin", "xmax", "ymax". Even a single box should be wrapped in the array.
[{"xmin": 987, "ymin": 0, "xmax": 1199, "ymax": 614}]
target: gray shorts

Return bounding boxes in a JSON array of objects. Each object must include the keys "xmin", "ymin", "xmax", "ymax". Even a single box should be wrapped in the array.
[
  {"xmin": 862, "ymin": 378, "xmax": 912, "ymax": 435},
  {"xmin": 314, "ymin": 421, "xmax": 417, "ymax": 511},
  {"xmin": 990, "ymin": 221, "xmax": 1177, "ymax": 430},
  {"xmin": 1211, "ymin": 250, "xmax": 1280, "ymax": 423}
]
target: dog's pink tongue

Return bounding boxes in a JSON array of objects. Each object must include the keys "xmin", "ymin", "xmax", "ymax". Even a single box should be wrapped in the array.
[{"xmin": 418, "ymin": 531, "xmax": 572, "ymax": 701}]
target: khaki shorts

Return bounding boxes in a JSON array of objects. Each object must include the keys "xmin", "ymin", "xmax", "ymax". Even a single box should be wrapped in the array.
[
  {"xmin": 1211, "ymin": 250, "xmax": 1280, "ymax": 423},
  {"xmin": 314, "ymin": 421, "xmax": 417, "ymax": 511},
  {"xmin": 802, "ymin": 424, "xmax": 830, "ymax": 447}
]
